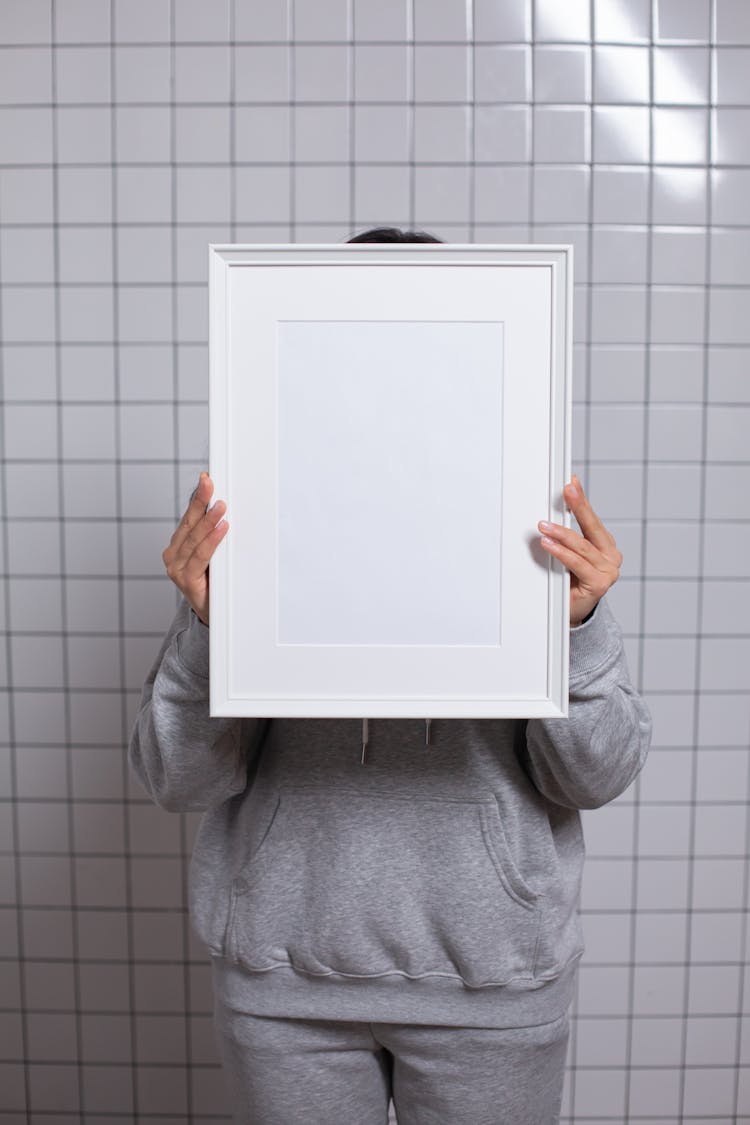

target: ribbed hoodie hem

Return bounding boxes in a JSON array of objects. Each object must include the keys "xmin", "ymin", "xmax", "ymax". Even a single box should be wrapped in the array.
[{"xmin": 210, "ymin": 951, "xmax": 582, "ymax": 1028}]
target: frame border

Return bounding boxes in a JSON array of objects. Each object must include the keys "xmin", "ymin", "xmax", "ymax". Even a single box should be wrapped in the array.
[{"xmin": 208, "ymin": 243, "xmax": 573, "ymax": 719}]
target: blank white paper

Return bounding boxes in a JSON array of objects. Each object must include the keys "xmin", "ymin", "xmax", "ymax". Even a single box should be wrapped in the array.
[{"xmin": 276, "ymin": 320, "xmax": 504, "ymax": 646}]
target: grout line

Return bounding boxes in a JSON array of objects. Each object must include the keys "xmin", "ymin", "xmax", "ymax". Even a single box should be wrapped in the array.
[
  {"xmin": 466, "ymin": 0, "xmax": 475, "ymax": 243},
  {"xmin": 3, "ymin": 36, "xmax": 748, "ymax": 48},
  {"xmin": 289, "ymin": 0, "xmax": 296, "ymax": 241},
  {"xmin": 109, "ymin": 0, "xmax": 141, "ymax": 1117},
  {"xmin": 678, "ymin": 0, "xmax": 714, "ymax": 1112},
  {"xmin": 171, "ymin": 0, "xmax": 195, "ymax": 1118},
  {"xmin": 0, "ymin": 46, "xmax": 32, "ymax": 1125},
  {"xmin": 5, "ymin": 276, "xmax": 750, "ymax": 287},
  {"xmin": 50, "ymin": 6, "xmax": 88, "ymax": 1117},
  {"xmin": 229, "ymin": 0, "xmax": 236, "ymax": 247},
  {"xmin": 623, "ymin": 0, "xmax": 656, "ymax": 1115},
  {"xmin": 407, "ymin": 0, "xmax": 415, "ymax": 227},
  {"xmin": 348, "ymin": 0, "xmax": 355, "ymax": 233},
  {"xmin": 567, "ymin": 6, "xmax": 592, "ymax": 1114}
]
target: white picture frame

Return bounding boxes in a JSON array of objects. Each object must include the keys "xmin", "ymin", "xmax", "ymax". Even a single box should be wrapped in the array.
[{"xmin": 208, "ymin": 243, "xmax": 573, "ymax": 719}]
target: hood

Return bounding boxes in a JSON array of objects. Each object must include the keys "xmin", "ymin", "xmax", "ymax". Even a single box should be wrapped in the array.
[{"xmin": 361, "ymin": 718, "xmax": 432, "ymax": 764}]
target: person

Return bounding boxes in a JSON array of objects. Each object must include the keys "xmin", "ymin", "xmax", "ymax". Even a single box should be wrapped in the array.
[{"xmin": 128, "ymin": 227, "xmax": 652, "ymax": 1125}]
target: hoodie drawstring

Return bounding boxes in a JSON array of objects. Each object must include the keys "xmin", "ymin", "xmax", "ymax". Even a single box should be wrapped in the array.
[{"xmin": 360, "ymin": 718, "xmax": 431, "ymax": 765}]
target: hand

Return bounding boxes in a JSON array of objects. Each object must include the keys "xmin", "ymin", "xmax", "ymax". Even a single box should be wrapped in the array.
[
  {"xmin": 162, "ymin": 472, "xmax": 228, "ymax": 626},
  {"xmin": 537, "ymin": 475, "xmax": 622, "ymax": 626}
]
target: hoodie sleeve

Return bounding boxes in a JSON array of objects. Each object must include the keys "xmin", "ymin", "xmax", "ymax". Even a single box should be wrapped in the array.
[
  {"xmin": 522, "ymin": 595, "xmax": 652, "ymax": 811},
  {"xmin": 128, "ymin": 596, "xmax": 270, "ymax": 813}
]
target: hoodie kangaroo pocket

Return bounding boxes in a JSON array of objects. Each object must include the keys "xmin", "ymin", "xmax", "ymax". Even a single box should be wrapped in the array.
[{"xmin": 225, "ymin": 785, "xmax": 544, "ymax": 988}]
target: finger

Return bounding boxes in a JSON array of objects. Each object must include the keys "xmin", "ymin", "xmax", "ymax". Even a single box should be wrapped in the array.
[
  {"xmin": 563, "ymin": 478, "xmax": 615, "ymax": 554},
  {"xmin": 179, "ymin": 518, "xmax": 229, "ymax": 589},
  {"xmin": 537, "ymin": 522, "xmax": 606, "ymax": 565},
  {"xmin": 537, "ymin": 520, "xmax": 621, "ymax": 570},
  {"xmin": 540, "ymin": 535, "xmax": 618, "ymax": 594},
  {"xmin": 168, "ymin": 499, "xmax": 227, "ymax": 575},
  {"xmin": 165, "ymin": 472, "xmax": 214, "ymax": 558}
]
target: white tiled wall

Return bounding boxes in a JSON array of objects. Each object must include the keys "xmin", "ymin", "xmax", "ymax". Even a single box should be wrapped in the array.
[{"xmin": 1, "ymin": 0, "xmax": 748, "ymax": 1120}]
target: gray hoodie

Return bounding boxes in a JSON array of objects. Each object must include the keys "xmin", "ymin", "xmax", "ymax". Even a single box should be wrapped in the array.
[{"xmin": 128, "ymin": 593, "xmax": 651, "ymax": 1029}]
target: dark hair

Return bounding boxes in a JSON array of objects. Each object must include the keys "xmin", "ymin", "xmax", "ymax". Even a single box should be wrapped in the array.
[{"xmin": 346, "ymin": 226, "xmax": 443, "ymax": 244}]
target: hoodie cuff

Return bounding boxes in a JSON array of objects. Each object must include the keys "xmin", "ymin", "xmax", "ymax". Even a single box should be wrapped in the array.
[
  {"xmin": 569, "ymin": 598, "xmax": 617, "ymax": 681},
  {"xmin": 176, "ymin": 606, "xmax": 210, "ymax": 679}
]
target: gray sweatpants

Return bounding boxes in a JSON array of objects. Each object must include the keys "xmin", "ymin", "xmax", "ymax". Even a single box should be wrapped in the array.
[{"xmin": 213, "ymin": 996, "xmax": 571, "ymax": 1125}]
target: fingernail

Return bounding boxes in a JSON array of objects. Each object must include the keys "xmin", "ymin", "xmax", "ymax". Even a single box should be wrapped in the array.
[
  {"xmin": 539, "ymin": 520, "xmax": 553, "ymax": 531},
  {"xmin": 567, "ymin": 482, "xmax": 579, "ymax": 498}
]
